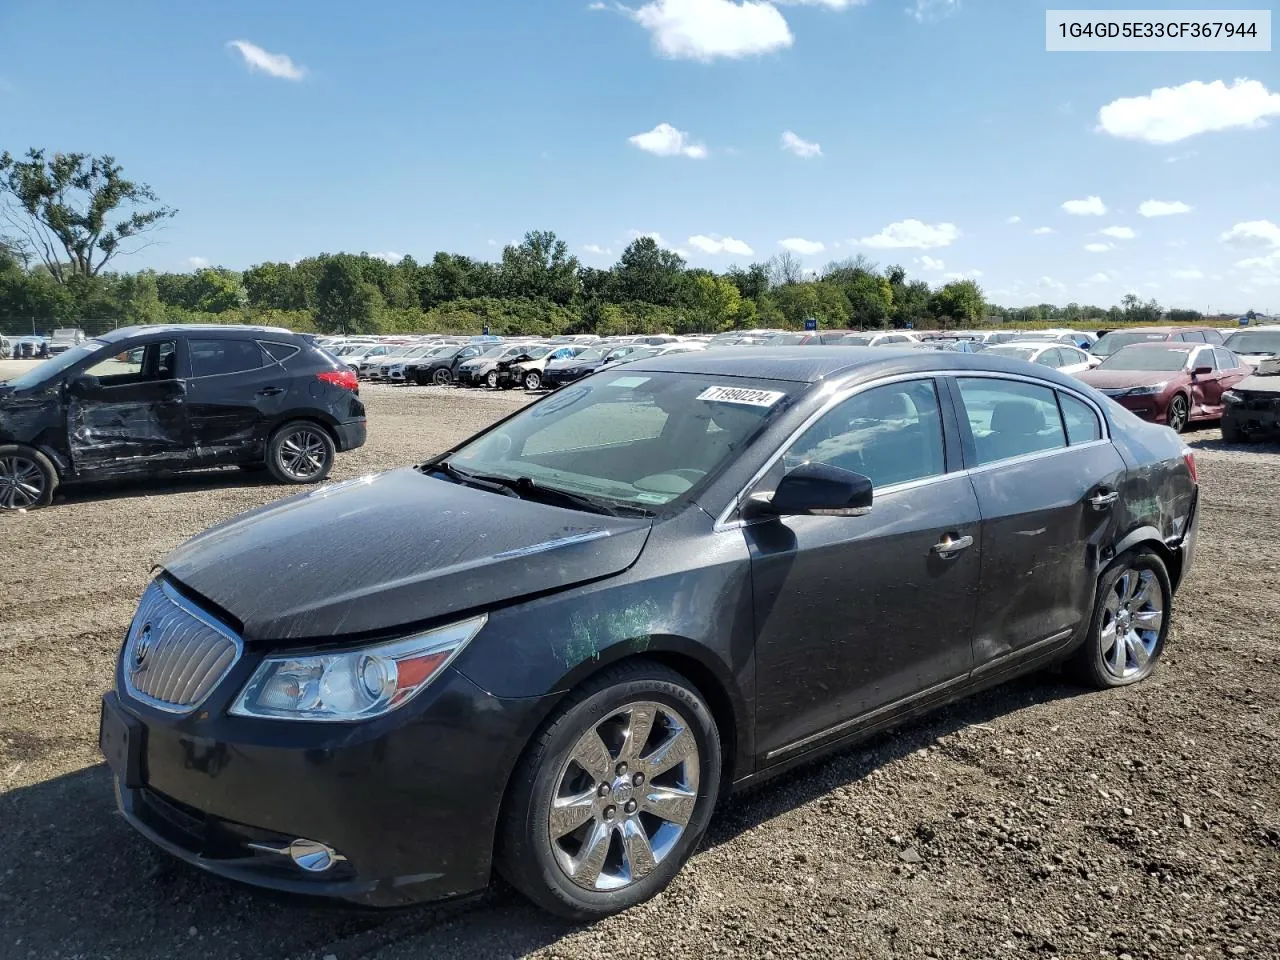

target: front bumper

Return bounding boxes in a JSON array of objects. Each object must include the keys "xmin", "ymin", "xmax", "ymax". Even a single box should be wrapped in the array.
[
  {"xmin": 1105, "ymin": 393, "xmax": 1166, "ymax": 423},
  {"xmin": 333, "ymin": 419, "xmax": 367, "ymax": 452},
  {"xmin": 1223, "ymin": 396, "xmax": 1280, "ymax": 438},
  {"xmin": 101, "ymin": 663, "xmax": 547, "ymax": 907}
]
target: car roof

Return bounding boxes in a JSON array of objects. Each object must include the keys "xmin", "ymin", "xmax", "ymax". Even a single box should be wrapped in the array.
[
  {"xmin": 1115, "ymin": 342, "xmax": 1198, "ymax": 351},
  {"xmin": 97, "ymin": 324, "xmax": 296, "ymax": 342},
  {"xmin": 618, "ymin": 345, "xmax": 1092, "ymax": 387},
  {"xmin": 1107, "ymin": 326, "xmax": 1212, "ymax": 335}
]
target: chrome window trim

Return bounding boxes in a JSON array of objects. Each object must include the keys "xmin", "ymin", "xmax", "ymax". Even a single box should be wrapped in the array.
[
  {"xmin": 122, "ymin": 579, "xmax": 244, "ymax": 715},
  {"xmin": 713, "ymin": 368, "xmax": 1112, "ymax": 533}
]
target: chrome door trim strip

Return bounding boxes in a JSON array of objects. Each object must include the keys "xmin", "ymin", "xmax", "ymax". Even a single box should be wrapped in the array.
[{"xmin": 970, "ymin": 628, "xmax": 1075, "ymax": 679}]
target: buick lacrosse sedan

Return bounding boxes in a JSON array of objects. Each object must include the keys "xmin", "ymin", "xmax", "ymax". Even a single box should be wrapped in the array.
[{"xmin": 100, "ymin": 348, "xmax": 1199, "ymax": 919}]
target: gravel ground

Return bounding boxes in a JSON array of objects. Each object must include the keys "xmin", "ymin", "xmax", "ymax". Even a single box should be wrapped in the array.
[{"xmin": 1, "ymin": 374, "xmax": 1278, "ymax": 960}]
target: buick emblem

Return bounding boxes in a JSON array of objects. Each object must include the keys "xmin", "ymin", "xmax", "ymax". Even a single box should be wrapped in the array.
[{"xmin": 134, "ymin": 623, "xmax": 154, "ymax": 668}]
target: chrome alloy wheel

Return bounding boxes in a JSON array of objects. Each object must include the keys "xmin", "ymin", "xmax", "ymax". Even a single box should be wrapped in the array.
[
  {"xmin": 1100, "ymin": 566, "xmax": 1164, "ymax": 679},
  {"xmin": 548, "ymin": 701, "xmax": 700, "ymax": 892},
  {"xmin": 0, "ymin": 454, "xmax": 45, "ymax": 509},
  {"xmin": 277, "ymin": 428, "xmax": 329, "ymax": 481}
]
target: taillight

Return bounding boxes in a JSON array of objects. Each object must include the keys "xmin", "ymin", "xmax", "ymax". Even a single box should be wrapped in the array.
[
  {"xmin": 317, "ymin": 370, "xmax": 359, "ymax": 392},
  {"xmin": 1182, "ymin": 448, "xmax": 1198, "ymax": 484}
]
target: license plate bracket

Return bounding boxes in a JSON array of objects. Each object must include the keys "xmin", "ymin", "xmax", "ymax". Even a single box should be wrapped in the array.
[{"xmin": 99, "ymin": 693, "xmax": 145, "ymax": 789}]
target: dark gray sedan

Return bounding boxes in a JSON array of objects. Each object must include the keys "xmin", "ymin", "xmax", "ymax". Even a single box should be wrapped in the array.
[{"xmin": 99, "ymin": 347, "xmax": 1198, "ymax": 919}]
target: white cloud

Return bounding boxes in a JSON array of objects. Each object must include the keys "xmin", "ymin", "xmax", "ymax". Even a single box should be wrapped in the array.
[
  {"xmin": 1167, "ymin": 239, "xmax": 1188, "ymax": 248},
  {"xmin": 588, "ymin": 1, "xmax": 609, "ymax": 8},
  {"xmin": 779, "ymin": 237, "xmax": 825, "ymax": 255},
  {"xmin": 859, "ymin": 218, "xmax": 959, "ymax": 249},
  {"xmin": 781, "ymin": 130, "xmax": 822, "ymax": 158},
  {"xmin": 1032, "ymin": 226, "xmax": 1055, "ymax": 235},
  {"xmin": 688, "ymin": 234, "xmax": 754, "ymax": 256},
  {"xmin": 1139, "ymin": 199, "xmax": 1192, "ymax": 217},
  {"xmin": 371, "ymin": 251, "xmax": 403, "ymax": 264},
  {"xmin": 918, "ymin": 255, "xmax": 945, "ymax": 271},
  {"xmin": 943, "ymin": 269, "xmax": 982, "ymax": 281},
  {"xmin": 1005, "ymin": 215, "xmax": 1021, "ymax": 224},
  {"xmin": 907, "ymin": 0, "xmax": 960, "ymax": 23},
  {"xmin": 1038, "ymin": 276, "xmax": 1066, "ymax": 294},
  {"xmin": 1220, "ymin": 220, "xmax": 1280, "ymax": 248},
  {"xmin": 187, "ymin": 256, "xmax": 209, "ymax": 269},
  {"xmin": 775, "ymin": 0, "xmax": 868, "ymax": 7},
  {"xmin": 1100, "ymin": 226, "xmax": 1136, "ymax": 240},
  {"xmin": 629, "ymin": 230, "xmax": 689, "ymax": 256},
  {"xmin": 628, "ymin": 0, "xmax": 793, "ymax": 61},
  {"xmin": 1062, "ymin": 196, "xmax": 1107, "ymax": 216},
  {"xmin": 1171, "ymin": 268, "xmax": 1204, "ymax": 280},
  {"xmin": 227, "ymin": 40, "xmax": 306, "ymax": 81},
  {"xmin": 628, "ymin": 122, "xmax": 708, "ymax": 159},
  {"xmin": 1097, "ymin": 79, "xmax": 1280, "ymax": 145},
  {"xmin": 1084, "ymin": 272, "xmax": 1110, "ymax": 284},
  {"xmin": 1084, "ymin": 242, "xmax": 1114, "ymax": 253},
  {"xmin": 1164, "ymin": 151, "xmax": 1197, "ymax": 163},
  {"xmin": 583, "ymin": 244, "xmax": 613, "ymax": 256}
]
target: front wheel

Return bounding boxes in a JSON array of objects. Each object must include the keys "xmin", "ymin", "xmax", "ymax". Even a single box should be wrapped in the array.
[
  {"xmin": 1166, "ymin": 394, "xmax": 1189, "ymax": 433},
  {"xmin": 433, "ymin": 368, "xmax": 453, "ymax": 387},
  {"xmin": 1219, "ymin": 415, "xmax": 1246, "ymax": 444},
  {"xmin": 0, "ymin": 445, "xmax": 57, "ymax": 511},
  {"xmin": 486, "ymin": 370, "xmax": 500, "ymax": 389},
  {"xmin": 497, "ymin": 662, "xmax": 722, "ymax": 920},
  {"xmin": 266, "ymin": 422, "xmax": 335, "ymax": 485},
  {"xmin": 524, "ymin": 370, "xmax": 543, "ymax": 391},
  {"xmin": 1073, "ymin": 549, "xmax": 1172, "ymax": 689}
]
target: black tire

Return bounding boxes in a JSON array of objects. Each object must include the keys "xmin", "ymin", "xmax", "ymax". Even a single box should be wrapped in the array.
[
  {"xmin": 0, "ymin": 444, "xmax": 57, "ymax": 511},
  {"xmin": 1220, "ymin": 415, "xmax": 1246, "ymax": 444},
  {"xmin": 433, "ymin": 368, "xmax": 452, "ymax": 387},
  {"xmin": 1167, "ymin": 394, "xmax": 1189, "ymax": 433},
  {"xmin": 486, "ymin": 370, "xmax": 500, "ymax": 389},
  {"xmin": 1073, "ymin": 548, "xmax": 1172, "ymax": 689},
  {"xmin": 524, "ymin": 370, "xmax": 543, "ymax": 391},
  {"xmin": 497, "ymin": 662, "xmax": 722, "ymax": 920},
  {"xmin": 265, "ymin": 422, "xmax": 335, "ymax": 485}
]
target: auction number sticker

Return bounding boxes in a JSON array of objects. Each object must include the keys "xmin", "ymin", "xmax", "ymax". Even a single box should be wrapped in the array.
[{"xmin": 696, "ymin": 385, "xmax": 786, "ymax": 407}]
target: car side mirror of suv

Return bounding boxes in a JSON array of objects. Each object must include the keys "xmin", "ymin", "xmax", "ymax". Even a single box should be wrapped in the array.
[{"xmin": 748, "ymin": 462, "xmax": 874, "ymax": 518}]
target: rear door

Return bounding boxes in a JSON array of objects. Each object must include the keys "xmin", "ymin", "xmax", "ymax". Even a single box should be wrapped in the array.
[
  {"xmin": 183, "ymin": 337, "xmax": 285, "ymax": 462},
  {"xmin": 67, "ymin": 337, "xmax": 191, "ymax": 473},
  {"xmin": 951, "ymin": 375, "xmax": 1126, "ymax": 670}
]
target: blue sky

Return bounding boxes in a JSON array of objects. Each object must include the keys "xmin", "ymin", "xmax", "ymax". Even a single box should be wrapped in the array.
[{"xmin": 1, "ymin": 0, "xmax": 1278, "ymax": 310}]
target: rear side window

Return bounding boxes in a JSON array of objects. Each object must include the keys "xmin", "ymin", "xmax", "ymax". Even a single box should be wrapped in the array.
[
  {"xmin": 1201, "ymin": 329, "xmax": 1224, "ymax": 344},
  {"xmin": 189, "ymin": 339, "xmax": 266, "ymax": 378},
  {"xmin": 1194, "ymin": 348, "xmax": 1218, "ymax": 371},
  {"xmin": 957, "ymin": 378, "xmax": 1067, "ymax": 466},
  {"xmin": 1059, "ymin": 393, "xmax": 1102, "ymax": 444},
  {"xmin": 259, "ymin": 340, "xmax": 301, "ymax": 364},
  {"xmin": 1214, "ymin": 348, "xmax": 1237, "ymax": 369}
]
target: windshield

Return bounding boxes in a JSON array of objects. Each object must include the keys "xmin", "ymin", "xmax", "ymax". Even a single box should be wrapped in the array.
[
  {"xmin": 573, "ymin": 347, "xmax": 607, "ymax": 362},
  {"xmin": 1092, "ymin": 331, "xmax": 1167, "ymax": 356},
  {"xmin": 522, "ymin": 345, "xmax": 552, "ymax": 360},
  {"xmin": 3, "ymin": 340, "xmax": 105, "ymax": 389},
  {"xmin": 985, "ymin": 345, "xmax": 1040, "ymax": 362},
  {"xmin": 1224, "ymin": 331, "xmax": 1280, "ymax": 354},
  {"xmin": 445, "ymin": 370, "xmax": 797, "ymax": 508},
  {"xmin": 1099, "ymin": 347, "xmax": 1191, "ymax": 372},
  {"xmin": 839, "ymin": 335, "xmax": 873, "ymax": 346},
  {"xmin": 766, "ymin": 333, "xmax": 808, "ymax": 345},
  {"xmin": 477, "ymin": 345, "xmax": 508, "ymax": 358}
]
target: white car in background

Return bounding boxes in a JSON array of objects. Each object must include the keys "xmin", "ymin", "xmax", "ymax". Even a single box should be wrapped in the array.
[
  {"xmin": 838, "ymin": 331, "xmax": 921, "ymax": 347},
  {"xmin": 1222, "ymin": 326, "xmax": 1280, "ymax": 367},
  {"xmin": 984, "ymin": 341, "xmax": 1098, "ymax": 375}
]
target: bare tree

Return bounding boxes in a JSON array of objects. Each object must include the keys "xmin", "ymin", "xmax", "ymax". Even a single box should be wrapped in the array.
[
  {"xmin": 767, "ymin": 251, "xmax": 804, "ymax": 287},
  {"xmin": 0, "ymin": 149, "xmax": 176, "ymax": 283}
]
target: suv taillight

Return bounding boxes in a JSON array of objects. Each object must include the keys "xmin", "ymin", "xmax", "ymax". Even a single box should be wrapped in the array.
[
  {"xmin": 317, "ymin": 370, "xmax": 359, "ymax": 392},
  {"xmin": 1182, "ymin": 448, "xmax": 1198, "ymax": 484}
]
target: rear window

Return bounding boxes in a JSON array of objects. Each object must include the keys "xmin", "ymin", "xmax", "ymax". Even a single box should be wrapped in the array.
[
  {"xmin": 189, "ymin": 339, "xmax": 267, "ymax": 377},
  {"xmin": 259, "ymin": 340, "xmax": 301, "ymax": 363}
]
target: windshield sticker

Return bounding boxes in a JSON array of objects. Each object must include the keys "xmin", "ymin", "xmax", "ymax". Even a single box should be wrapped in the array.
[
  {"xmin": 607, "ymin": 376, "xmax": 651, "ymax": 389},
  {"xmin": 696, "ymin": 385, "xmax": 786, "ymax": 408}
]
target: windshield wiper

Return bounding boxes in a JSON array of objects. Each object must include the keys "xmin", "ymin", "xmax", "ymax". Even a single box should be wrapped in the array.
[
  {"xmin": 428, "ymin": 460, "xmax": 651, "ymax": 517},
  {"xmin": 428, "ymin": 459, "xmax": 520, "ymax": 497}
]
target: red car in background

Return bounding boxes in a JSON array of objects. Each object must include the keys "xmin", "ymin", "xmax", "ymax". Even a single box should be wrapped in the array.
[
  {"xmin": 1089, "ymin": 325, "xmax": 1225, "ymax": 360},
  {"xmin": 1078, "ymin": 342, "xmax": 1251, "ymax": 432}
]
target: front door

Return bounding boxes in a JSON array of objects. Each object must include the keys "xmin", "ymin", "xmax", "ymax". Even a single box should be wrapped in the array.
[
  {"xmin": 67, "ymin": 338, "xmax": 190, "ymax": 474},
  {"xmin": 749, "ymin": 378, "xmax": 980, "ymax": 761},
  {"xmin": 951, "ymin": 376, "xmax": 1126, "ymax": 666},
  {"xmin": 184, "ymin": 337, "xmax": 287, "ymax": 463}
]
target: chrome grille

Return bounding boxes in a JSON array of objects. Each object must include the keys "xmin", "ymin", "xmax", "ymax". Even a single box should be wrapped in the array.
[{"xmin": 123, "ymin": 579, "xmax": 242, "ymax": 713}]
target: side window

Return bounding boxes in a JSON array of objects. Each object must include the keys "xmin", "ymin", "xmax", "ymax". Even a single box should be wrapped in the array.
[
  {"xmin": 956, "ymin": 378, "xmax": 1067, "ymax": 466},
  {"xmin": 1035, "ymin": 349, "xmax": 1059, "ymax": 367},
  {"xmin": 1214, "ymin": 348, "xmax": 1237, "ymax": 369},
  {"xmin": 1059, "ymin": 393, "xmax": 1102, "ymax": 444},
  {"xmin": 1194, "ymin": 348, "xmax": 1218, "ymax": 372},
  {"xmin": 1180, "ymin": 331, "xmax": 1206, "ymax": 343},
  {"xmin": 1201, "ymin": 329, "xmax": 1224, "ymax": 344},
  {"xmin": 189, "ymin": 339, "xmax": 266, "ymax": 378},
  {"xmin": 84, "ymin": 340, "xmax": 176, "ymax": 383},
  {"xmin": 259, "ymin": 340, "xmax": 301, "ymax": 364},
  {"xmin": 786, "ymin": 380, "xmax": 946, "ymax": 489}
]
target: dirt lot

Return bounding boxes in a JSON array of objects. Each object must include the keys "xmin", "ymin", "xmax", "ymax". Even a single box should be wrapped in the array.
[{"xmin": 1, "ymin": 373, "xmax": 1278, "ymax": 960}]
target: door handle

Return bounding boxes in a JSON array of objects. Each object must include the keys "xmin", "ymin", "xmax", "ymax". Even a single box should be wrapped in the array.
[
  {"xmin": 257, "ymin": 387, "xmax": 285, "ymax": 397},
  {"xmin": 1089, "ymin": 490, "xmax": 1120, "ymax": 510},
  {"xmin": 932, "ymin": 534, "xmax": 974, "ymax": 558}
]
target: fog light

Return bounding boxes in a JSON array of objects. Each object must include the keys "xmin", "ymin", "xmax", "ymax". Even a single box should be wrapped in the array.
[{"xmin": 288, "ymin": 838, "xmax": 345, "ymax": 873}]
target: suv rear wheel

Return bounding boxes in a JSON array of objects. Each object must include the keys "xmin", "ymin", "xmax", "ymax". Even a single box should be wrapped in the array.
[
  {"xmin": 266, "ymin": 422, "xmax": 335, "ymax": 485},
  {"xmin": 0, "ymin": 445, "xmax": 57, "ymax": 511}
]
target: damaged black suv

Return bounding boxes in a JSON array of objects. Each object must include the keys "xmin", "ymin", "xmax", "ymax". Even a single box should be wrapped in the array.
[{"xmin": 0, "ymin": 325, "xmax": 366, "ymax": 510}]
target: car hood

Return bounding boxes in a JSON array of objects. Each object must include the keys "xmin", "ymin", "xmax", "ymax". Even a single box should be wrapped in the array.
[
  {"xmin": 1077, "ymin": 369, "xmax": 1183, "ymax": 390},
  {"xmin": 161, "ymin": 468, "xmax": 653, "ymax": 643}
]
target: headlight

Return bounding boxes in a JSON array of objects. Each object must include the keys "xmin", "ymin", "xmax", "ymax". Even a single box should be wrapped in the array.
[
  {"xmin": 229, "ymin": 615, "xmax": 486, "ymax": 722},
  {"xmin": 1223, "ymin": 390, "xmax": 1241, "ymax": 404},
  {"xmin": 1125, "ymin": 382, "xmax": 1168, "ymax": 396}
]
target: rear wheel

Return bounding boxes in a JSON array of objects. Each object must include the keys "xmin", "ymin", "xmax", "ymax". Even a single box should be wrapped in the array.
[
  {"xmin": 433, "ymin": 368, "xmax": 452, "ymax": 386},
  {"xmin": 1074, "ymin": 549, "xmax": 1171, "ymax": 689},
  {"xmin": 0, "ymin": 445, "xmax": 57, "ymax": 511},
  {"xmin": 497, "ymin": 662, "xmax": 721, "ymax": 920},
  {"xmin": 524, "ymin": 370, "xmax": 543, "ymax": 391},
  {"xmin": 266, "ymin": 422, "xmax": 335, "ymax": 485},
  {"xmin": 1166, "ymin": 394, "xmax": 1189, "ymax": 433}
]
